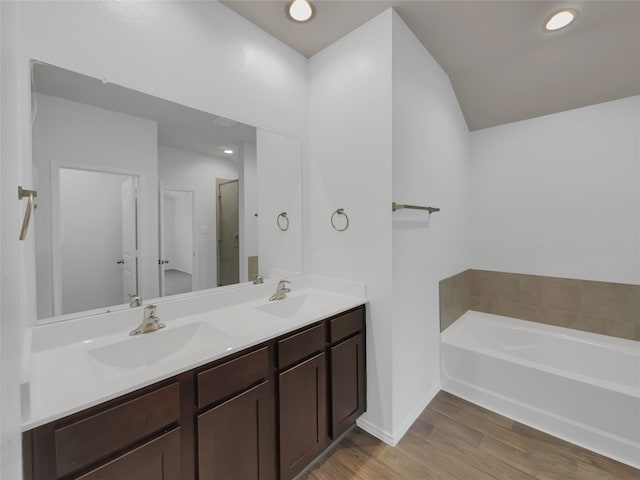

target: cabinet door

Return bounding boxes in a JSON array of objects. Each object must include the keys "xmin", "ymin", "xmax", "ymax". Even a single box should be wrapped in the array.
[
  {"xmin": 279, "ymin": 352, "xmax": 327, "ymax": 480},
  {"xmin": 197, "ymin": 381, "xmax": 275, "ymax": 480},
  {"xmin": 331, "ymin": 333, "xmax": 365, "ymax": 439},
  {"xmin": 74, "ymin": 428, "xmax": 180, "ymax": 480}
]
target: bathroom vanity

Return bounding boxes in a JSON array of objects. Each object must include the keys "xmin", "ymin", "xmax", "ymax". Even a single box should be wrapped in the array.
[{"xmin": 22, "ymin": 279, "xmax": 366, "ymax": 480}]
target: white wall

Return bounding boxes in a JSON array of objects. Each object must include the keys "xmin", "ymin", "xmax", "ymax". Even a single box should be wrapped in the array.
[
  {"xmin": 309, "ymin": 10, "xmax": 394, "ymax": 442},
  {"xmin": 1, "ymin": 4, "xmax": 25, "ymax": 479},
  {"xmin": 390, "ymin": 12, "xmax": 470, "ymax": 439},
  {"xmin": 470, "ymin": 96, "xmax": 640, "ymax": 284},
  {"xmin": 158, "ymin": 146, "xmax": 238, "ymax": 289},
  {"xmin": 15, "ymin": 1, "xmax": 308, "ymax": 142},
  {"xmin": 257, "ymin": 130, "xmax": 303, "ymax": 278},
  {"xmin": 2, "ymin": 2, "xmax": 308, "ymax": 477},
  {"xmin": 33, "ymin": 93, "xmax": 159, "ymax": 318},
  {"xmin": 307, "ymin": 10, "xmax": 471, "ymax": 446}
]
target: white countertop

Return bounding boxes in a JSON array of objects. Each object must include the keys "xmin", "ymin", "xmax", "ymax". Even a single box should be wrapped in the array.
[{"xmin": 22, "ymin": 276, "xmax": 367, "ymax": 431}]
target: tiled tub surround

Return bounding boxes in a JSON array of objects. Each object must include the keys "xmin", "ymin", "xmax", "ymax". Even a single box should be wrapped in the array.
[
  {"xmin": 440, "ymin": 270, "xmax": 640, "ymax": 341},
  {"xmin": 439, "ymin": 270, "xmax": 471, "ymax": 331}
]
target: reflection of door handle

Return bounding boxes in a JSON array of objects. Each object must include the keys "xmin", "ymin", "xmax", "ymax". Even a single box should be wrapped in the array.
[
  {"xmin": 159, "ymin": 259, "xmax": 170, "ymax": 265},
  {"xmin": 233, "ymin": 233, "xmax": 239, "ymax": 248},
  {"xmin": 116, "ymin": 259, "xmax": 125, "ymax": 265}
]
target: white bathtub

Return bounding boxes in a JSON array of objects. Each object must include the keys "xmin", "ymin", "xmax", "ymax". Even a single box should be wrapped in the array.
[{"xmin": 441, "ymin": 311, "xmax": 640, "ymax": 469}]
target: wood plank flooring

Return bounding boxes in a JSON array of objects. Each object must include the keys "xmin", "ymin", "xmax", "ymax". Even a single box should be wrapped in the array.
[{"xmin": 302, "ymin": 391, "xmax": 640, "ymax": 480}]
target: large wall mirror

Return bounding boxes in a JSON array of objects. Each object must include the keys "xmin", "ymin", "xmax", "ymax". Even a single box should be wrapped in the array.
[{"xmin": 32, "ymin": 62, "xmax": 302, "ymax": 323}]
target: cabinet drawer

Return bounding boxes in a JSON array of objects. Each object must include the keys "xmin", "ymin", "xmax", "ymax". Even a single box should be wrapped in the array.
[
  {"xmin": 54, "ymin": 383, "xmax": 180, "ymax": 478},
  {"xmin": 278, "ymin": 323, "xmax": 325, "ymax": 369},
  {"xmin": 330, "ymin": 307, "xmax": 364, "ymax": 344},
  {"xmin": 197, "ymin": 346, "xmax": 269, "ymax": 409},
  {"xmin": 74, "ymin": 428, "xmax": 180, "ymax": 480}
]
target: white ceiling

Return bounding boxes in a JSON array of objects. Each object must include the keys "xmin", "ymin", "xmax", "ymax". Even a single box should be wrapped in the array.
[
  {"xmin": 222, "ymin": 0, "xmax": 640, "ymax": 130},
  {"xmin": 32, "ymin": 63, "xmax": 256, "ymax": 159}
]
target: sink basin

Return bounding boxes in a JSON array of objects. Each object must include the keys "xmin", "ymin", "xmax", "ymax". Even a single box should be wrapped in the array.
[
  {"xmin": 87, "ymin": 322, "xmax": 230, "ymax": 370},
  {"xmin": 255, "ymin": 293, "xmax": 320, "ymax": 319}
]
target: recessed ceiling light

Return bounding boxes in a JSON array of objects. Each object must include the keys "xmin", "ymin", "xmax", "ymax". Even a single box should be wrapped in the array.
[
  {"xmin": 223, "ymin": 148, "xmax": 234, "ymax": 155},
  {"xmin": 213, "ymin": 117, "xmax": 237, "ymax": 127},
  {"xmin": 286, "ymin": 0, "xmax": 315, "ymax": 23},
  {"xmin": 544, "ymin": 8, "xmax": 578, "ymax": 32}
]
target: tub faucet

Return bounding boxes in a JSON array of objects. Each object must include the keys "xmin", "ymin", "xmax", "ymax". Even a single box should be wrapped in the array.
[
  {"xmin": 129, "ymin": 305, "xmax": 165, "ymax": 336},
  {"xmin": 269, "ymin": 280, "xmax": 290, "ymax": 301}
]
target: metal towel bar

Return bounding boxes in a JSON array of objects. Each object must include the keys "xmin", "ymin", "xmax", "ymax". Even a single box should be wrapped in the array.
[{"xmin": 392, "ymin": 202, "xmax": 440, "ymax": 214}]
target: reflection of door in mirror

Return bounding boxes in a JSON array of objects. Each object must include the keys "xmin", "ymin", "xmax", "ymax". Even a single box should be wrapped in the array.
[
  {"xmin": 159, "ymin": 187, "xmax": 195, "ymax": 296},
  {"xmin": 57, "ymin": 168, "xmax": 139, "ymax": 315},
  {"xmin": 217, "ymin": 179, "xmax": 239, "ymax": 286}
]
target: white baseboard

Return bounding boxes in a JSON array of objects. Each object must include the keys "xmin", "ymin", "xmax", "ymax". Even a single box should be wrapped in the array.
[
  {"xmin": 390, "ymin": 384, "xmax": 440, "ymax": 446},
  {"xmin": 357, "ymin": 384, "xmax": 441, "ymax": 447},
  {"xmin": 356, "ymin": 417, "xmax": 395, "ymax": 445}
]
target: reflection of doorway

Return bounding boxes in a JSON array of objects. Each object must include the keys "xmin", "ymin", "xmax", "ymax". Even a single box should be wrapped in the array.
[
  {"xmin": 216, "ymin": 179, "xmax": 239, "ymax": 286},
  {"xmin": 55, "ymin": 167, "xmax": 139, "ymax": 315},
  {"xmin": 159, "ymin": 187, "xmax": 195, "ymax": 296}
]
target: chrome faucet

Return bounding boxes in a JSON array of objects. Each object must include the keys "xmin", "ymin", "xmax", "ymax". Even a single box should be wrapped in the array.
[
  {"xmin": 253, "ymin": 274, "xmax": 264, "ymax": 285},
  {"xmin": 128, "ymin": 293, "xmax": 143, "ymax": 308},
  {"xmin": 129, "ymin": 305, "xmax": 165, "ymax": 336},
  {"xmin": 269, "ymin": 280, "xmax": 291, "ymax": 301}
]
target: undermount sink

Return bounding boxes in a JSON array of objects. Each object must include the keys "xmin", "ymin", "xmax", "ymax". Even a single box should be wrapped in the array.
[
  {"xmin": 255, "ymin": 293, "xmax": 321, "ymax": 319},
  {"xmin": 87, "ymin": 322, "xmax": 230, "ymax": 370}
]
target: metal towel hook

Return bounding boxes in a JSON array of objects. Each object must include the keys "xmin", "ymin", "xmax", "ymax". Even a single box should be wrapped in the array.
[
  {"xmin": 331, "ymin": 208, "xmax": 349, "ymax": 232},
  {"xmin": 18, "ymin": 186, "xmax": 38, "ymax": 240}
]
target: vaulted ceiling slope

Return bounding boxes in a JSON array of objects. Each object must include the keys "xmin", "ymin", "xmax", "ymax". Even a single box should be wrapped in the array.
[{"xmin": 221, "ymin": 1, "xmax": 640, "ymax": 131}]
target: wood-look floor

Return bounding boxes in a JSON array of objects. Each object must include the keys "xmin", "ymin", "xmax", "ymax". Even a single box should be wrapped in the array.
[{"xmin": 302, "ymin": 391, "xmax": 640, "ymax": 480}]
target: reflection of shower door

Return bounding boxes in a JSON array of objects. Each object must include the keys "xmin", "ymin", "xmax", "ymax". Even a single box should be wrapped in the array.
[{"xmin": 216, "ymin": 179, "xmax": 239, "ymax": 286}]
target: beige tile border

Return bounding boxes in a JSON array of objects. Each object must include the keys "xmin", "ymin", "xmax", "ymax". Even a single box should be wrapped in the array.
[{"xmin": 440, "ymin": 269, "xmax": 640, "ymax": 341}]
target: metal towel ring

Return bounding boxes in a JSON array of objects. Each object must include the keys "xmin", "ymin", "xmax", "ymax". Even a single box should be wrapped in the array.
[
  {"xmin": 277, "ymin": 212, "xmax": 289, "ymax": 231},
  {"xmin": 331, "ymin": 208, "xmax": 349, "ymax": 232}
]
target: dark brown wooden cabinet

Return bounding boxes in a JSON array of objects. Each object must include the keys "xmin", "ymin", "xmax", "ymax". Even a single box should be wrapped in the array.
[
  {"xmin": 24, "ymin": 304, "xmax": 366, "ymax": 480},
  {"xmin": 278, "ymin": 305, "xmax": 366, "ymax": 480},
  {"xmin": 195, "ymin": 345, "xmax": 275, "ymax": 480},
  {"xmin": 279, "ymin": 352, "xmax": 327, "ymax": 480},
  {"xmin": 330, "ymin": 333, "xmax": 365, "ymax": 439},
  {"xmin": 198, "ymin": 381, "xmax": 275, "ymax": 480}
]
